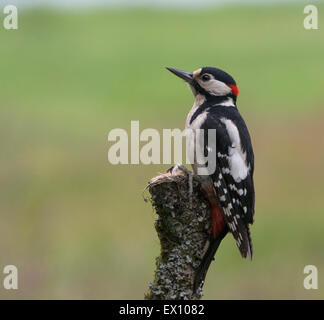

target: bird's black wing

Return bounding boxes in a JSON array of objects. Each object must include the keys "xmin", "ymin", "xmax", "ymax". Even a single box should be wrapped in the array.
[{"xmin": 201, "ymin": 107, "xmax": 255, "ymax": 258}]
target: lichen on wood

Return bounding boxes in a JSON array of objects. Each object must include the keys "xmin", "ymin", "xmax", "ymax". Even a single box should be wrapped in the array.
[{"xmin": 144, "ymin": 170, "xmax": 212, "ymax": 300}]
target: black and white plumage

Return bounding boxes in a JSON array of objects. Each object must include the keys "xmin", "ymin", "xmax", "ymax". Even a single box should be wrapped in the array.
[
  {"xmin": 203, "ymin": 104, "xmax": 255, "ymax": 258},
  {"xmin": 166, "ymin": 66, "xmax": 255, "ymax": 288}
]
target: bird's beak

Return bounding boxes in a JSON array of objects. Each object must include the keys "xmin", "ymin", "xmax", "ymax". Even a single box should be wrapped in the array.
[{"xmin": 166, "ymin": 67, "xmax": 193, "ymax": 84}]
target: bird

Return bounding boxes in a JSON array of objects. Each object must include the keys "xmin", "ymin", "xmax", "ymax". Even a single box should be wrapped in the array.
[{"xmin": 166, "ymin": 66, "xmax": 255, "ymax": 292}]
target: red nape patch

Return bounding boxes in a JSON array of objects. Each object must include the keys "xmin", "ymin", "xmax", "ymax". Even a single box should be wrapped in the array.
[{"xmin": 227, "ymin": 84, "xmax": 239, "ymax": 96}]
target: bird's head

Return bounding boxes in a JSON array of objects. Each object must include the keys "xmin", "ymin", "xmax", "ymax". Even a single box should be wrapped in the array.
[{"xmin": 166, "ymin": 66, "xmax": 239, "ymax": 102}]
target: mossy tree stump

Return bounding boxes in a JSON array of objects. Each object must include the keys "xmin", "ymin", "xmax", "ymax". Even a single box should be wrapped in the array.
[{"xmin": 144, "ymin": 170, "xmax": 212, "ymax": 300}]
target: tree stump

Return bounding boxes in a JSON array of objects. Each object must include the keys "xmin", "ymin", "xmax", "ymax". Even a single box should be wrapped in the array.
[{"xmin": 144, "ymin": 169, "xmax": 212, "ymax": 300}]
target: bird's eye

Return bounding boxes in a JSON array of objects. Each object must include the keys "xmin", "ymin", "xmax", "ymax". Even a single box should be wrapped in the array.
[{"xmin": 201, "ymin": 74, "xmax": 210, "ymax": 82}]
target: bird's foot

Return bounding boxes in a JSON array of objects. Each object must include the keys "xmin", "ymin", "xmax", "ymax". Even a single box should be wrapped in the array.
[
  {"xmin": 167, "ymin": 164, "xmax": 194, "ymax": 206},
  {"xmin": 167, "ymin": 163, "xmax": 191, "ymax": 176}
]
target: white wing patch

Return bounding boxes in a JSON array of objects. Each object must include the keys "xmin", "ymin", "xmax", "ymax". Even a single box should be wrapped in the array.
[{"xmin": 220, "ymin": 118, "xmax": 250, "ymax": 182}]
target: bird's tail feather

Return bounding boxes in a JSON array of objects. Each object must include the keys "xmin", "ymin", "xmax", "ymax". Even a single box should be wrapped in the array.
[
  {"xmin": 193, "ymin": 228, "xmax": 228, "ymax": 293},
  {"xmin": 246, "ymin": 225, "xmax": 253, "ymax": 260}
]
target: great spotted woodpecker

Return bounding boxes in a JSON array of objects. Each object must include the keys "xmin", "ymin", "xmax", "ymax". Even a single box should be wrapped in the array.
[{"xmin": 166, "ymin": 66, "xmax": 255, "ymax": 291}]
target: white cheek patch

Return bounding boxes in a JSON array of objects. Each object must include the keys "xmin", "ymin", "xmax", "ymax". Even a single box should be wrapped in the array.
[
  {"xmin": 220, "ymin": 118, "xmax": 250, "ymax": 182},
  {"xmin": 198, "ymin": 77, "xmax": 232, "ymax": 96}
]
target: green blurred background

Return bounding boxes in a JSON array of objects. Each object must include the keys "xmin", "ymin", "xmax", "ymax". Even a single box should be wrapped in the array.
[{"xmin": 0, "ymin": 0, "xmax": 323, "ymax": 299}]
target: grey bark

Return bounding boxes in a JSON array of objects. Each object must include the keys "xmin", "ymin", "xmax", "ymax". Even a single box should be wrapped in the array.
[{"xmin": 144, "ymin": 170, "xmax": 212, "ymax": 300}]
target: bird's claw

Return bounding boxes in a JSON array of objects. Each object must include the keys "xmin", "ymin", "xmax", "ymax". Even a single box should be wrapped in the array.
[
  {"xmin": 168, "ymin": 164, "xmax": 191, "ymax": 176},
  {"xmin": 167, "ymin": 164, "xmax": 193, "ymax": 206},
  {"xmin": 166, "ymin": 165, "xmax": 175, "ymax": 174}
]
